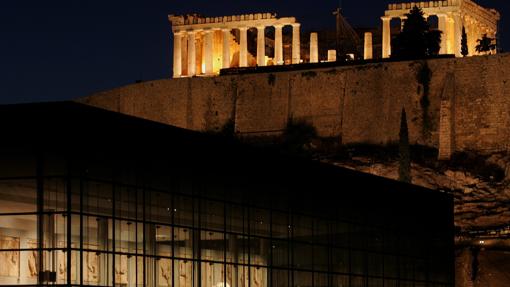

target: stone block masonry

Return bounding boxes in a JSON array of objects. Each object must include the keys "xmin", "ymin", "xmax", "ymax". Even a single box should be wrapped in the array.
[{"xmin": 78, "ymin": 53, "xmax": 510, "ymax": 159}]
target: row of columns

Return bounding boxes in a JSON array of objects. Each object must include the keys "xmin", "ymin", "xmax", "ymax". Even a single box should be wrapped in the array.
[
  {"xmin": 173, "ymin": 23, "xmax": 301, "ymax": 77},
  {"xmin": 381, "ymin": 12, "xmax": 496, "ymax": 58}
]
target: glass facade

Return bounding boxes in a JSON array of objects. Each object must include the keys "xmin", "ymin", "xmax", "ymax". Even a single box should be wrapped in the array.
[
  {"xmin": 0, "ymin": 174, "xmax": 453, "ymax": 287},
  {"xmin": 0, "ymin": 103, "xmax": 454, "ymax": 287}
]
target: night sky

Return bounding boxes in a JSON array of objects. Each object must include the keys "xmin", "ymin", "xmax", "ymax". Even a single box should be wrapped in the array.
[{"xmin": 1, "ymin": 0, "xmax": 508, "ymax": 104}]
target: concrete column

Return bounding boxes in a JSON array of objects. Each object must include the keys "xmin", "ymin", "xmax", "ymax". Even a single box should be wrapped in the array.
[
  {"xmin": 310, "ymin": 32, "xmax": 318, "ymax": 63},
  {"xmin": 256, "ymin": 26, "xmax": 266, "ymax": 66},
  {"xmin": 203, "ymin": 30, "xmax": 214, "ymax": 74},
  {"xmin": 239, "ymin": 27, "xmax": 248, "ymax": 67},
  {"xmin": 173, "ymin": 31, "xmax": 184, "ymax": 77},
  {"xmin": 382, "ymin": 16, "xmax": 391, "ymax": 58},
  {"xmin": 187, "ymin": 31, "xmax": 196, "ymax": 76},
  {"xmin": 364, "ymin": 32, "xmax": 373, "ymax": 60},
  {"xmin": 292, "ymin": 23, "xmax": 301, "ymax": 64},
  {"xmin": 274, "ymin": 24, "xmax": 284, "ymax": 65},
  {"xmin": 222, "ymin": 29, "xmax": 231, "ymax": 69},
  {"xmin": 438, "ymin": 14, "xmax": 447, "ymax": 54},
  {"xmin": 453, "ymin": 13, "xmax": 463, "ymax": 57}
]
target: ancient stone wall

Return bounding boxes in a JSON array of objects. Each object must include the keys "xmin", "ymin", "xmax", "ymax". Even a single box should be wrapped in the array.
[{"xmin": 78, "ymin": 53, "xmax": 510, "ymax": 157}]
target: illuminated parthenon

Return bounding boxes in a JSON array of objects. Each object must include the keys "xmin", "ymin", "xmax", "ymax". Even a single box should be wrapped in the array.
[
  {"xmin": 382, "ymin": 0, "xmax": 500, "ymax": 58},
  {"xmin": 169, "ymin": 13, "xmax": 301, "ymax": 77}
]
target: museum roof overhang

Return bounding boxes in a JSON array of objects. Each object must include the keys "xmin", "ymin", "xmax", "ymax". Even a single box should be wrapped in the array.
[{"xmin": 0, "ymin": 102, "xmax": 453, "ymax": 229}]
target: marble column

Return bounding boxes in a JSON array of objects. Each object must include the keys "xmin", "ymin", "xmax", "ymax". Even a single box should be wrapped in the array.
[
  {"xmin": 222, "ymin": 29, "xmax": 231, "ymax": 69},
  {"xmin": 239, "ymin": 27, "xmax": 248, "ymax": 67},
  {"xmin": 327, "ymin": 50, "xmax": 336, "ymax": 62},
  {"xmin": 274, "ymin": 24, "xmax": 284, "ymax": 65},
  {"xmin": 447, "ymin": 15, "xmax": 455, "ymax": 55},
  {"xmin": 382, "ymin": 16, "xmax": 391, "ymax": 58},
  {"xmin": 173, "ymin": 31, "xmax": 184, "ymax": 77},
  {"xmin": 310, "ymin": 32, "xmax": 318, "ymax": 63},
  {"xmin": 453, "ymin": 13, "xmax": 462, "ymax": 57},
  {"xmin": 292, "ymin": 23, "xmax": 301, "ymax": 64},
  {"xmin": 438, "ymin": 14, "xmax": 447, "ymax": 54},
  {"xmin": 364, "ymin": 32, "xmax": 373, "ymax": 60},
  {"xmin": 187, "ymin": 31, "xmax": 196, "ymax": 76},
  {"xmin": 257, "ymin": 26, "xmax": 266, "ymax": 66},
  {"xmin": 221, "ymin": 29, "xmax": 232, "ymax": 69},
  {"xmin": 203, "ymin": 30, "xmax": 214, "ymax": 74}
]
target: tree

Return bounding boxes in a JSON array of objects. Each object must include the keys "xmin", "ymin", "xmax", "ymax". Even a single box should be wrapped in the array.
[
  {"xmin": 392, "ymin": 6, "xmax": 442, "ymax": 59},
  {"xmin": 461, "ymin": 26, "xmax": 469, "ymax": 57},
  {"xmin": 475, "ymin": 34, "xmax": 497, "ymax": 55},
  {"xmin": 399, "ymin": 108, "xmax": 411, "ymax": 183}
]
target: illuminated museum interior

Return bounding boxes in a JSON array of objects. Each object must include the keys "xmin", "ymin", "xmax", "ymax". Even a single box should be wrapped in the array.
[{"xmin": 0, "ymin": 103, "xmax": 454, "ymax": 286}]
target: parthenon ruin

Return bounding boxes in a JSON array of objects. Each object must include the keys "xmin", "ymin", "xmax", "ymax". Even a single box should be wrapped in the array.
[
  {"xmin": 169, "ymin": 1, "xmax": 500, "ymax": 77},
  {"xmin": 382, "ymin": 0, "xmax": 500, "ymax": 58},
  {"xmin": 169, "ymin": 13, "xmax": 301, "ymax": 77}
]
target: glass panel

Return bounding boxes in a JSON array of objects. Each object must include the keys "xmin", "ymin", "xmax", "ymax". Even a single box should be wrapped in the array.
[
  {"xmin": 0, "ymin": 179, "xmax": 37, "ymax": 213},
  {"xmin": 367, "ymin": 252, "xmax": 383, "ymax": 277},
  {"xmin": 292, "ymin": 242, "xmax": 312, "ymax": 270},
  {"xmin": 313, "ymin": 220, "xmax": 330, "ymax": 246},
  {"xmin": 250, "ymin": 237, "xmax": 269, "ymax": 266},
  {"xmin": 350, "ymin": 275, "xmax": 366, "ymax": 287},
  {"xmin": 202, "ymin": 200, "xmax": 224, "ymax": 232},
  {"xmin": 399, "ymin": 256, "xmax": 414, "ymax": 280},
  {"xmin": 351, "ymin": 250, "xmax": 366, "ymax": 276},
  {"xmin": 226, "ymin": 205, "xmax": 245, "ymax": 234},
  {"xmin": 314, "ymin": 272, "xmax": 328, "ymax": 287},
  {"xmin": 175, "ymin": 227, "xmax": 193, "ymax": 259},
  {"xmin": 332, "ymin": 274, "xmax": 348, "ymax": 287},
  {"xmin": 0, "ymin": 215, "xmax": 37, "ymax": 249},
  {"xmin": 313, "ymin": 245, "xmax": 329, "ymax": 271},
  {"xmin": 272, "ymin": 240, "xmax": 288, "ymax": 268},
  {"xmin": 115, "ymin": 185, "xmax": 137, "ymax": 220},
  {"xmin": 115, "ymin": 253, "xmax": 129, "ymax": 286},
  {"xmin": 0, "ymin": 250, "xmax": 20, "ymax": 280},
  {"xmin": 83, "ymin": 181, "xmax": 113, "ymax": 216},
  {"xmin": 251, "ymin": 266, "xmax": 267, "ymax": 287},
  {"xmin": 293, "ymin": 271, "xmax": 312, "ymax": 287},
  {"xmin": 201, "ymin": 230, "xmax": 224, "ymax": 262},
  {"xmin": 250, "ymin": 208, "xmax": 270, "ymax": 237},
  {"xmin": 272, "ymin": 212, "xmax": 289, "ymax": 240},
  {"xmin": 201, "ymin": 261, "xmax": 224, "ymax": 287},
  {"xmin": 174, "ymin": 195, "xmax": 193, "ymax": 227},
  {"xmin": 149, "ymin": 191, "xmax": 172, "ymax": 224},
  {"xmin": 157, "ymin": 225, "xmax": 173, "ymax": 258},
  {"xmin": 272, "ymin": 269, "xmax": 287, "ymax": 287},
  {"xmin": 384, "ymin": 255, "xmax": 398, "ymax": 278},
  {"xmin": 44, "ymin": 178, "xmax": 67, "ymax": 212},
  {"xmin": 175, "ymin": 259, "xmax": 192, "ymax": 287},
  {"xmin": 331, "ymin": 248, "xmax": 349, "ymax": 274},
  {"xmin": 368, "ymin": 278, "xmax": 383, "ymax": 287},
  {"xmin": 292, "ymin": 215, "xmax": 313, "ymax": 242}
]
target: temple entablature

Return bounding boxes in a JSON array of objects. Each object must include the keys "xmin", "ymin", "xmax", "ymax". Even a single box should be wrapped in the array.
[{"xmin": 169, "ymin": 13, "xmax": 297, "ymax": 33}]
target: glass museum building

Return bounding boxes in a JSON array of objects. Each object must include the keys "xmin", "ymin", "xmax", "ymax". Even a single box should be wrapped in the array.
[{"xmin": 0, "ymin": 103, "xmax": 454, "ymax": 287}]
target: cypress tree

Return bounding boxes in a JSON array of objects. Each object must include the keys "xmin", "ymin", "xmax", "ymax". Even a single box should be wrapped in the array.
[
  {"xmin": 399, "ymin": 108, "xmax": 411, "ymax": 183},
  {"xmin": 461, "ymin": 26, "xmax": 469, "ymax": 57}
]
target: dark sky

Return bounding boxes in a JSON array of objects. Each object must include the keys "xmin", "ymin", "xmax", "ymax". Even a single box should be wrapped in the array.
[{"xmin": 1, "ymin": 1, "xmax": 507, "ymax": 104}]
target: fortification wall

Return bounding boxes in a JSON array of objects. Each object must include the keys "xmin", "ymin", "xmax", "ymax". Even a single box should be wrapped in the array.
[{"xmin": 78, "ymin": 53, "xmax": 510, "ymax": 157}]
